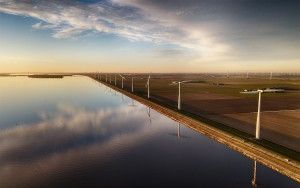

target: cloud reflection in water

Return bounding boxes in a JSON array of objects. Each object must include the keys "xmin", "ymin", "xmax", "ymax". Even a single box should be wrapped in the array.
[{"xmin": 0, "ymin": 103, "xmax": 165, "ymax": 187}]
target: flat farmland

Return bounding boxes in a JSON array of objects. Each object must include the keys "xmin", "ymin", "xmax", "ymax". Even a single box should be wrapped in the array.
[{"xmin": 99, "ymin": 73, "xmax": 300, "ymax": 152}]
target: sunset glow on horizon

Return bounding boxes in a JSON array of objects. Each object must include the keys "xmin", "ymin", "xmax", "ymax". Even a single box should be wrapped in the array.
[{"xmin": 0, "ymin": 0, "xmax": 299, "ymax": 73}]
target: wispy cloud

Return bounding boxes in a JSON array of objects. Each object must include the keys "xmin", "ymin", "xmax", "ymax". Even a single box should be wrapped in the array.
[
  {"xmin": 0, "ymin": 0, "xmax": 229, "ymax": 57},
  {"xmin": 1, "ymin": 0, "xmax": 299, "ymax": 71}
]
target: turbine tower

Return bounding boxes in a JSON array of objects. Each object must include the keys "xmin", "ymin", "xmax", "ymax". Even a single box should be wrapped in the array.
[
  {"xmin": 114, "ymin": 74, "xmax": 117, "ymax": 86},
  {"xmin": 256, "ymin": 90, "xmax": 263, "ymax": 139},
  {"xmin": 240, "ymin": 89, "xmax": 264, "ymax": 139},
  {"xmin": 119, "ymin": 74, "xmax": 125, "ymax": 89},
  {"xmin": 171, "ymin": 80, "xmax": 192, "ymax": 110},
  {"xmin": 131, "ymin": 77, "xmax": 134, "ymax": 92},
  {"xmin": 178, "ymin": 81, "xmax": 181, "ymax": 110}
]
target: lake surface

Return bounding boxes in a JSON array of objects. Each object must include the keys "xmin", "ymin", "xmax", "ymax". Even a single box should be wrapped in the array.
[{"xmin": 0, "ymin": 76, "xmax": 298, "ymax": 188}]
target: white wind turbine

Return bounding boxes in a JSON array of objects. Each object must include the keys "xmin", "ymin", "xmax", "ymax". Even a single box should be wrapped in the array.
[
  {"xmin": 170, "ymin": 80, "xmax": 193, "ymax": 110},
  {"xmin": 114, "ymin": 74, "xmax": 117, "ymax": 86},
  {"xmin": 146, "ymin": 74, "xmax": 151, "ymax": 99},
  {"xmin": 131, "ymin": 75, "xmax": 142, "ymax": 93},
  {"xmin": 240, "ymin": 89, "xmax": 263, "ymax": 139},
  {"xmin": 131, "ymin": 77, "xmax": 134, "ymax": 92},
  {"xmin": 119, "ymin": 74, "xmax": 126, "ymax": 89}
]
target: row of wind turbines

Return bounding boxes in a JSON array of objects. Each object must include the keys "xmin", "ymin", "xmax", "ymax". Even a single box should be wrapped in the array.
[{"xmin": 94, "ymin": 73, "xmax": 269, "ymax": 140}]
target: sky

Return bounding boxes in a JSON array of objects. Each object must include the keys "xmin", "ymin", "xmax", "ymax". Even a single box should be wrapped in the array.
[{"xmin": 0, "ymin": 0, "xmax": 299, "ymax": 73}]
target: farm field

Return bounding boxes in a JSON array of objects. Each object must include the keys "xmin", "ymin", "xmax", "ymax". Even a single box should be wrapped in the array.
[{"xmin": 101, "ymin": 73, "xmax": 300, "ymax": 152}]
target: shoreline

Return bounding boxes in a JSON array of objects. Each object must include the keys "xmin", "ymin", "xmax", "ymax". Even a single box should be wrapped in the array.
[{"xmin": 90, "ymin": 76, "xmax": 300, "ymax": 183}]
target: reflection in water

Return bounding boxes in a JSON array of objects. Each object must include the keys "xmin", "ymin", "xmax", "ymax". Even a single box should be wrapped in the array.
[
  {"xmin": 0, "ymin": 104, "xmax": 165, "ymax": 187},
  {"xmin": 0, "ymin": 76, "xmax": 298, "ymax": 188},
  {"xmin": 168, "ymin": 123, "xmax": 189, "ymax": 140},
  {"xmin": 129, "ymin": 98, "xmax": 136, "ymax": 107},
  {"xmin": 121, "ymin": 93, "xmax": 124, "ymax": 102},
  {"xmin": 177, "ymin": 123, "xmax": 181, "ymax": 139},
  {"xmin": 0, "ymin": 104, "xmax": 150, "ymax": 162},
  {"xmin": 252, "ymin": 161, "xmax": 257, "ymax": 188},
  {"xmin": 147, "ymin": 107, "xmax": 152, "ymax": 125}
]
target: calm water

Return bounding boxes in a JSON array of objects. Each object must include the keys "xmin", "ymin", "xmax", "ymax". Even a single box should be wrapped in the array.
[{"xmin": 0, "ymin": 76, "xmax": 298, "ymax": 188}]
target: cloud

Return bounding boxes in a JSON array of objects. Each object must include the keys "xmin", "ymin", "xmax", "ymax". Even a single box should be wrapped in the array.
[
  {"xmin": 0, "ymin": 103, "xmax": 160, "ymax": 164},
  {"xmin": 0, "ymin": 0, "xmax": 229, "ymax": 57},
  {"xmin": 0, "ymin": 103, "xmax": 166, "ymax": 187},
  {"xmin": 1, "ymin": 0, "xmax": 299, "ymax": 67}
]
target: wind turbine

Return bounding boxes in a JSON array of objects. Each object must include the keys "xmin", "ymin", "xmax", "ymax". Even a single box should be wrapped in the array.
[
  {"xmin": 270, "ymin": 72, "xmax": 273, "ymax": 80},
  {"xmin": 255, "ymin": 90, "xmax": 263, "ymax": 139},
  {"xmin": 109, "ymin": 75, "xmax": 112, "ymax": 84},
  {"xmin": 146, "ymin": 74, "xmax": 151, "ymax": 99},
  {"xmin": 131, "ymin": 77, "xmax": 134, "ymax": 92},
  {"xmin": 119, "ymin": 74, "xmax": 125, "ymax": 89},
  {"xmin": 240, "ymin": 89, "xmax": 263, "ymax": 139},
  {"xmin": 114, "ymin": 74, "xmax": 117, "ymax": 86},
  {"xmin": 129, "ymin": 74, "xmax": 143, "ymax": 93},
  {"xmin": 170, "ymin": 80, "xmax": 193, "ymax": 110}
]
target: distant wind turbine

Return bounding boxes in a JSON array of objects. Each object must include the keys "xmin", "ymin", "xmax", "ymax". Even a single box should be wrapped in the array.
[
  {"xmin": 119, "ymin": 74, "xmax": 125, "ymax": 89},
  {"xmin": 171, "ymin": 80, "xmax": 193, "ymax": 110},
  {"xmin": 114, "ymin": 74, "xmax": 117, "ymax": 86},
  {"xmin": 130, "ymin": 75, "xmax": 144, "ymax": 93},
  {"xmin": 146, "ymin": 74, "xmax": 151, "ymax": 99}
]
